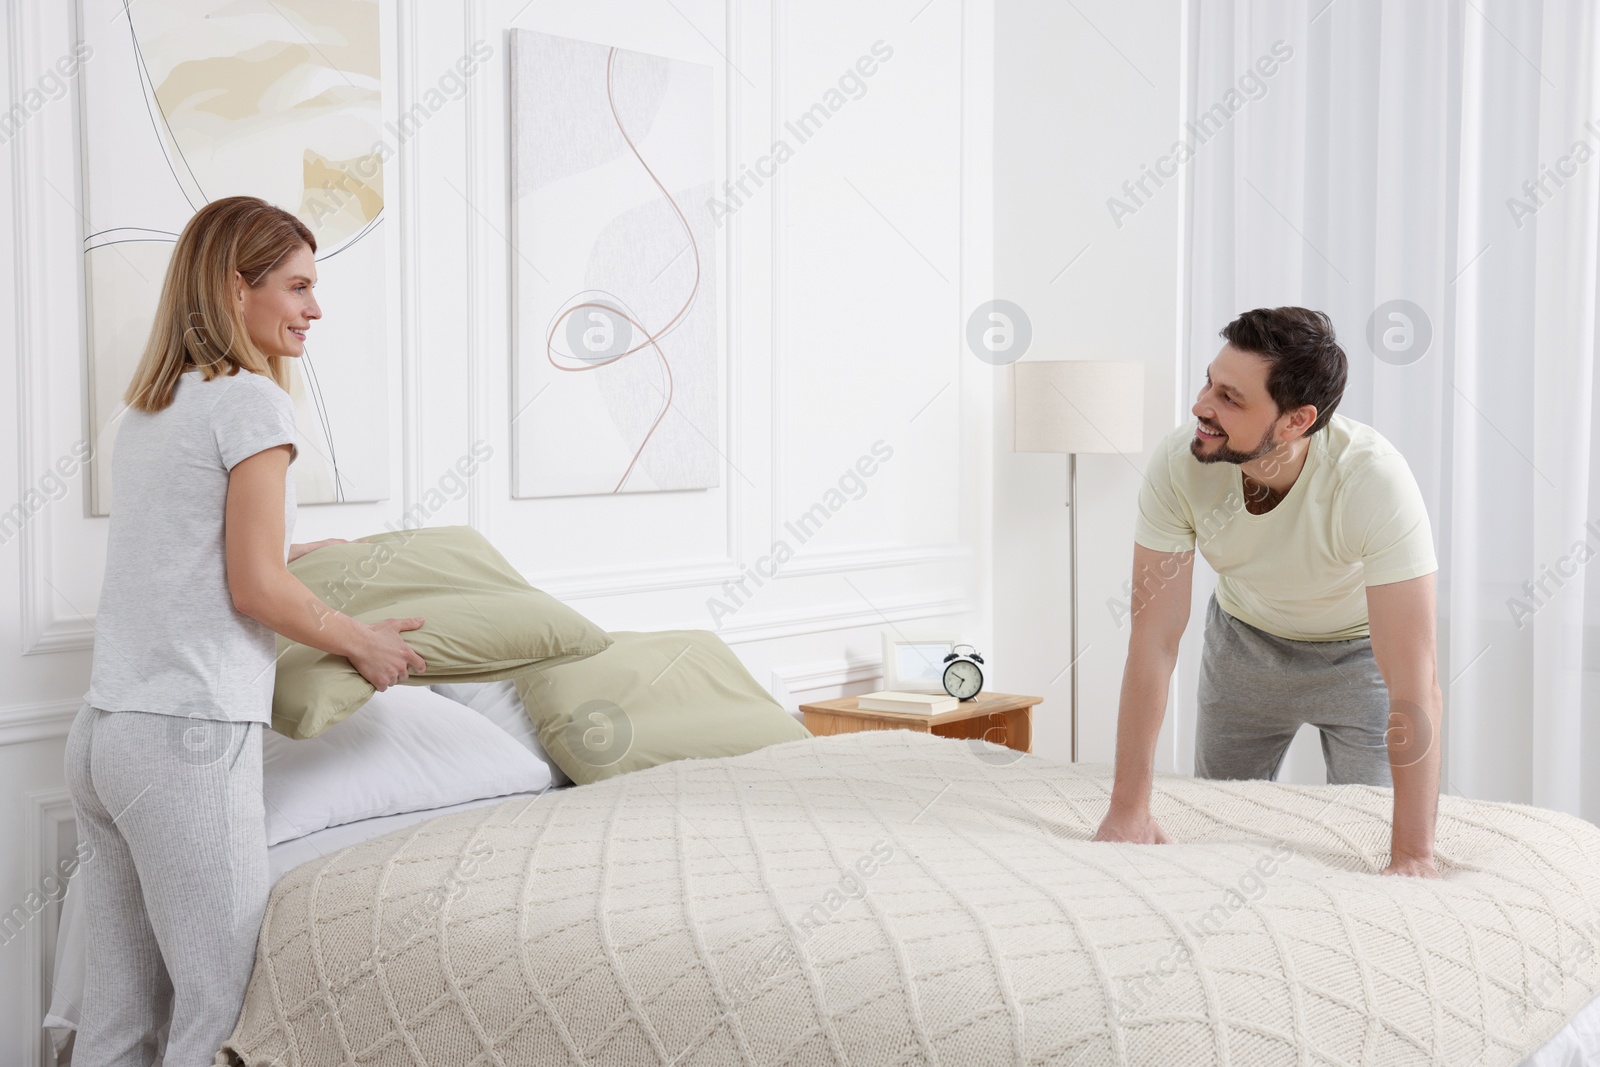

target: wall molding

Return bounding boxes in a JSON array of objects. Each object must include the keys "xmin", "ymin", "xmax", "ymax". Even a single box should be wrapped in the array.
[
  {"xmin": 16, "ymin": 0, "xmax": 91, "ymax": 656},
  {"xmin": 0, "ymin": 699, "xmax": 81, "ymax": 747},
  {"xmin": 768, "ymin": 0, "xmax": 788, "ymax": 553},
  {"xmin": 766, "ymin": 0, "xmax": 967, "ymax": 575},
  {"xmin": 25, "ymin": 787, "xmax": 77, "ymax": 1067},
  {"xmin": 770, "ymin": 656, "xmax": 882, "ymax": 707},
  {"xmin": 722, "ymin": 0, "xmax": 745, "ymax": 589},
  {"xmin": 711, "ymin": 591, "xmax": 971, "ymax": 645},
  {"xmin": 773, "ymin": 542, "xmax": 970, "ymax": 578},
  {"xmin": 488, "ymin": 2, "xmax": 747, "ymax": 594},
  {"xmin": 533, "ymin": 556, "xmax": 750, "ymax": 602},
  {"xmin": 398, "ymin": 0, "xmax": 423, "ymax": 521},
  {"xmin": 464, "ymin": 0, "xmax": 487, "ymax": 532}
]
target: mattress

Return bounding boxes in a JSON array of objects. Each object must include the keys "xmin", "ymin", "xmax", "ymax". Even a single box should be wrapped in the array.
[
  {"xmin": 42, "ymin": 789, "xmax": 554, "ymax": 1063},
  {"xmin": 219, "ymin": 730, "xmax": 1600, "ymax": 1066}
]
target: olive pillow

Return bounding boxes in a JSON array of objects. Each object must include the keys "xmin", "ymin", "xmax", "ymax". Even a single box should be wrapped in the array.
[
  {"xmin": 273, "ymin": 526, "xmax": 612, "ymax": 739},
  {"xmin": 512, "ymin": 629, "xmax": 812, "ymax": 784}
]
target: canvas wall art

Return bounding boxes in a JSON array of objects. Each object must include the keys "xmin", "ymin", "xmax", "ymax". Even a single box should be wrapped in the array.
[
  {"xmin": 79, "ymin": 0, "xmax": 389, "ymax": 512},
  {"xmin": 509, "ymin": 29, "xmax": 719, "ymax": 498}
]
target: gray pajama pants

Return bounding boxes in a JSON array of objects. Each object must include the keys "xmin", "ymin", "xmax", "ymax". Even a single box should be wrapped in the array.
[
  {"xmin": 1194, "ymin": 592, "xmax": 1394, "ymax": 787},
  {"xmin": 63, "ymin": 703, "xmax": 267, "ymax": 1067}
]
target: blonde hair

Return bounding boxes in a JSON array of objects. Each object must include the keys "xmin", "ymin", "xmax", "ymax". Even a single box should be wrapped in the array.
[{"xmin": 124, "ymin": 196, "xmax": 316, "ymax": 413}]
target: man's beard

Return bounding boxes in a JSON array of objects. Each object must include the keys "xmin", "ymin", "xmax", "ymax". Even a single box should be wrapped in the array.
[{"xmin": 1190, "ymin": 421, "xmax": 1277, "ymax": 465}]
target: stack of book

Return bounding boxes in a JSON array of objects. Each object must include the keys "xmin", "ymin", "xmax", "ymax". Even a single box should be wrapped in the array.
[{"xmin": 855, "ymin": 691, "xmax": 959, "ymax": 715}]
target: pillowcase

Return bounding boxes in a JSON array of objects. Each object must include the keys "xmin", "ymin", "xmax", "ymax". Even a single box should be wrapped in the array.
[
  {"xmin": 430, "ymin": 680, "xmax": 571, "ymax": 787},
  {"xmin": 272, "ymin": 525, "xmax": 612, "ymax": 738},
  {"xmin": 513, "ymin": 629, "xmax": 812, "ymax": 785},
  {"xmin": 262, "ymin": 683, "xmax": 551, "ymax": 846}
]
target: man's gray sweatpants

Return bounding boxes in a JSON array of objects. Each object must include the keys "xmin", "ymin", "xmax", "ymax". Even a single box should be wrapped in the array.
[
  {"xmin": 1194, "ymin": 592, "xmax": 1394, "ymax": 787},
  {"xmin": 64, "ymin": 703, "xmax": 267, "ymax": 1066}
]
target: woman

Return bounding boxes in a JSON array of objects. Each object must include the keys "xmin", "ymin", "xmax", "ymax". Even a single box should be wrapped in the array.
[{"xmin": 65, "ymin": 196, "xmax": 427, "ymax": 1065}]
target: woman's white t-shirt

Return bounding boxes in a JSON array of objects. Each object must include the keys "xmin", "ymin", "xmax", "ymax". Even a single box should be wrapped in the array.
[{"xmin": 85, "ymin": 366, "xmax": 298, "ymax": 723}]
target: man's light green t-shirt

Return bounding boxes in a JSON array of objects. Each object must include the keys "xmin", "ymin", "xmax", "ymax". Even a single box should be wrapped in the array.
[{"xmin": 1132, "ymin": 413, "xmax": 1437, "ymax": 641}]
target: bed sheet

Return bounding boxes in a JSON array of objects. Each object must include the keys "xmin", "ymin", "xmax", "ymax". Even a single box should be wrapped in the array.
[{"xmin": 1518, "ymin": 990, "xmax": 1600, "ymax": 1065}]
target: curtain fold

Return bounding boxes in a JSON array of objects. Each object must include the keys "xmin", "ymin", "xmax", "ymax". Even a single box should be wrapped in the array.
[{"xmin": 1183, "ymin": 0, "xmax": 1600, "ymax": 819}]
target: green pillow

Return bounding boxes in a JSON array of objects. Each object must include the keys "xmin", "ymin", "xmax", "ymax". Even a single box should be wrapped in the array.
[
  {"xmin": 513, "ymin": 629, "xmax": 812, "ymax": 784},
  {"xmin": 273, "ymin": 526, "xmax": 612, "ymax": 739}
]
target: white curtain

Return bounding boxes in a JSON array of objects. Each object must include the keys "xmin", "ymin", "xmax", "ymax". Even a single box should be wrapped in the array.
[{"xmin": 1182, "ymin": 0, "xmax": 1600, "ymax": 818}]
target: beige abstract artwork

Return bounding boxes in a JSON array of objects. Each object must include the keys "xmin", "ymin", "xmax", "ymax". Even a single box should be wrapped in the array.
[
  {"xmin": 510, "ymin": 30, "xmax": 720, "ymax": 498},
  {"xmin": 79, "ymin": 0, "xmax": 389, "ymax": 512}
]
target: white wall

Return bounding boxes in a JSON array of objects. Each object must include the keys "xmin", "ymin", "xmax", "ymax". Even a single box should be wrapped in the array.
[{"xmin": 0, "ymin": 0, "xmax": 995, "ymax": 1058}]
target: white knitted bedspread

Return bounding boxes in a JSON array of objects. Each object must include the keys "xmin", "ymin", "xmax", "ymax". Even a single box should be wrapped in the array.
[{"xmin": 219, "ymin": 730, "xmax": 1600, "ymax": 1066}]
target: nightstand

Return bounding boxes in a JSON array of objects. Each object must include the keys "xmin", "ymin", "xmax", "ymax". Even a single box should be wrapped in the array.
[{"xmin": 799, "ymin": 691, "xmax": 1040, "ymax": 752}]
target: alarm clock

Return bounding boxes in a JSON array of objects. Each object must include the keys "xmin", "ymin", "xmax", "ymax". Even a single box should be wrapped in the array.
[{"xmin": 941, "ymin": 644, "xmax": 985, "ymax": 701}]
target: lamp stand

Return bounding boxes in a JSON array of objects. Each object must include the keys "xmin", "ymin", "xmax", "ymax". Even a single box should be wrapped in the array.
[{"xmin": 1067, "ymin": 452, "xmax": 1079, "ymax": 763}]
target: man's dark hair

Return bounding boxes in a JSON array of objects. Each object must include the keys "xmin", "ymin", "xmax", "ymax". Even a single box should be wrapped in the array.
[{"xmin": 1219, "ymin": 307, "xmax": 1347, "ymax": 436}]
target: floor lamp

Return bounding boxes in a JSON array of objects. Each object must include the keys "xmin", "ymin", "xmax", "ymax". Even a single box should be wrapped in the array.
[{"xmin": 1012, "ymin": 360, "xmax": 1144, "ymax": 762}]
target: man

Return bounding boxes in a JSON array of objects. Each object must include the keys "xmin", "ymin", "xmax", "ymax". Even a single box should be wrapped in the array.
[{"xmin": 1092, "ymin": 307, "xmax": 1443, "ymax": 879}]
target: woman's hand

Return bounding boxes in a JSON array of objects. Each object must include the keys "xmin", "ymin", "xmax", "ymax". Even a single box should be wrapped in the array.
[
  {"xmin": 347, "ymin": 616, "xmax": 428, "ymax": 691},
  {"xmin": 287, "ymin": 537, "xmax": 349, "ymax": 564}
]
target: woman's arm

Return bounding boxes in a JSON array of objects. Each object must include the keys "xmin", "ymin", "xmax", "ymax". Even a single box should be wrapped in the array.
[
  {"xmin": 288, "ymin": 537, "xmax": 348, "ymax": 564},
  {"xmin": 224, "ymin": 445, "xmax": 427, "ymax": 690}
]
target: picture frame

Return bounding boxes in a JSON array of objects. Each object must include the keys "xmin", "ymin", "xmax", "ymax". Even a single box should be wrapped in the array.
[{"xmin": 880, "ymin": 630, "xmax": 961, "ymax": 694}]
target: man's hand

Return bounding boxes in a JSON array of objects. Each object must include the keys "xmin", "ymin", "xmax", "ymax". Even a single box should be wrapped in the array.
[
  {"xmin": 288, "ymin": 537, "xmax": 349, "ymax": 564},
  {"xmin": 1380, "ymin": 852, "xmax": 1441, "ymax": 878},
  {"xmin": 1093, "ymin": 804, "xmax": 1172, "ymax": 844}
]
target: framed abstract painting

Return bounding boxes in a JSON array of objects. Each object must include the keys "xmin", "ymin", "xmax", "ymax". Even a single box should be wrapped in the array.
[
  {"xmin": 77, "ymin": 0, "xmax": 390, "ymax": 511},
  {"xmin": 508, "ymin": 29, "xmax": 719, "ymax": 498}
]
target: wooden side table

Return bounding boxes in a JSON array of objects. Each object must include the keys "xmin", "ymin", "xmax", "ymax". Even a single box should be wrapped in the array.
[{"xmin": 799, "ymin": 691, "xmax": 1041, "ymax": 752}]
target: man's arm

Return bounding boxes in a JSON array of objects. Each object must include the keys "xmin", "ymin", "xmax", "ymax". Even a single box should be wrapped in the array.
[
  {"xmin": 1093, "ymin": 543, "xmax": 1195, "ymax": 843},
  {"xmin": 1365, "ymin": 571, "xmax": 1443, "ymax": 878}
]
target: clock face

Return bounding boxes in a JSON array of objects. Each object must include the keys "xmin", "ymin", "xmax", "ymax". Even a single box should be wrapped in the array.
[{"xmin": 943, "ymin": 659, "xmax": 983, "ymax": 700}]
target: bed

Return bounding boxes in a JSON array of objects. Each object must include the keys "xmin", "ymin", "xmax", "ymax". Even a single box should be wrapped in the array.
[
  {"xmin": 194, "ymin": 729, "xmax": 1600, "ymax": 1066},
  {"xmin": 43, "ymin": 726, "xmax": 1600, "ymax": 1065}
]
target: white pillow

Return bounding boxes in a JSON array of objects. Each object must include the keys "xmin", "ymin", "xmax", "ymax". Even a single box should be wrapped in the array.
[
  {"xmin": 430, "ymin": 679, "xmax": 572, "ymax": 787},
  {"xmin": 263, "ymin": 683, "xmax": 552, "ymax": 846}
]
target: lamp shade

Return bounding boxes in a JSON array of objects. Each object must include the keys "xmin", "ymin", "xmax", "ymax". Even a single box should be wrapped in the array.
[{"xmin": 1013, "ymin": 360, "xmax": 1144, "ymax": 454}]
